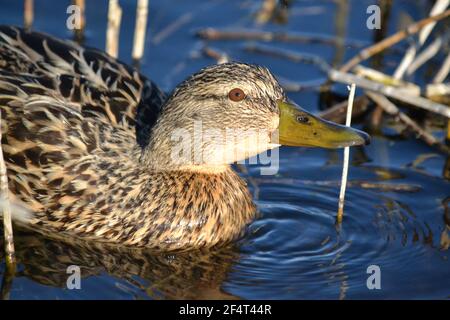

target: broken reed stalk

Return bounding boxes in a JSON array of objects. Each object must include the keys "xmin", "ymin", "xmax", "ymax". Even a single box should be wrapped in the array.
[
  {"xmin": 255, "ymin": 0, "xmax": 277, "ymax": 24},
  {"xmin": 73, "ymin": 0, "xmax": 85, "ymax": 42},
  {"xmin": 244, "ymin": 44, "xmax": 331, "ymax": 73},
  {"xmin": 371, "ymin": 1, "xmax": 448, "ymax": 130},
  {"xmin": 202, "ymin": 47, "xmax": 230, "ymax": 64},
  {"xmin": 366, "ymin": 92, "xmax": 450, "ymax": 155},
  {"xmin": 132, "ymin": 0, "xmax": 149, "ymax": 63},
  {"xmin": 393, "ymin": 0, "xmax": 449, "ymax": 79},
  {"xmin": 354, "ymin": 65, "xmax": 420, "ymax": 94},
  {"xmin": 407, "ymin": 36, "xmax": 444, "ymax": 76},
  {"xmin": 196, "ymin": 28, "xmax": 367, "ymax": 48},
  {"xmin": 319, "ymin": 96, "xmax": 369, "ymax": 124},
  {"xmin": 106, "ymin": 0, "xmax": 122, "ymax": 58},
  {"xmin": 432, "ymin": 52, "xmax": 450, "ymax": 142},
  {"xmin": 433, "ymin": 52, "xmax": 450, "ymax": 83},
  {"xmin": 24, "ymin": 0, "xmax": 33, "ymax": 31},
  {"xmin": 0, "ymin": 110, "xmax": 15, "ymax": 268},
  {"xmin": 329, "ymin": 69, "xmax": 450, "ymax": 118},
  {"xmin": 336, "ymin": 83, "xmax": 356, "ymax": 224},
  {"xmin": 339, "ymin": 9, "xmax": 450, "ymax": 73},
  {"xmin": 255, "ymin": 178, "xmax": 422, "ymax": 193}
]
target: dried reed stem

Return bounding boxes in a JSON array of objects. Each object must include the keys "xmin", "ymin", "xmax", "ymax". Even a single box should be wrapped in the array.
[
  {"xmin": 336, "ymin": 83, "xmax": 356, "ymax": 223},
  {"xmin": 202, "ymin": 47, "xmax": 230, "ymax": 64},
  {"xmin": 371, "ymin": 2, "xmax": 449, "ymax": 130},
  {"xmin": 196, "ymin": 28, "xmax": 367, "ymax": 48},
  {"xmin": 407, "ymin": 36, "xmax": 444, "ymax": 75},
  {"xmin": 132, "ymin": 0, "xmax": 149, "ymax": 62},
  {"xmin": 0, "ymin": 110, "xmax": 15, "ymax": 267},
  {"xmin": 24, "ymin": 0, "xmax": 33, "ymax": 31},
  {"xmin": 255, "ymin": 0, "xmax": 277, "ymax": 24},
  {"xmin": 354, "ymin": 65, "xmax": 420, "ymax": 94},
  {"xmin": 244, "ymin": 44, "xmax": 331, "ymax": 73},
  {"xmin": 106, "ymin": 0, "xmax": 122, "ymax": 58},
  {"xmin": 73, "ymin": 0, "xmax": 85, "ymax": 42},
  {"xmin": 319, "ymin": 96, "xmax": 369, "ymax": 124},
  {"xmin": 432, "ymin": 50, "xmax": 450, "ymax": 141},
  {"xmin": 366, "ymin": 92, "xmax": 450, "ymax": 155},
  {"xmin": 426, "ymin": 83, "xmax": 450, "ymax": 97},
  {"xmin": 329, "ymin": 69, "xmax": 450, "ymax": 118},
  {"xmin": 339, "ymin": 9, "xmax": 450, "ymax": 72},
  {"xmin": 433, "ymin": 52, "xmax": 450, "ymax": 83},
  {"xmin": 393, "ymin": 0, "xmax": 449, "ymax": 79}
]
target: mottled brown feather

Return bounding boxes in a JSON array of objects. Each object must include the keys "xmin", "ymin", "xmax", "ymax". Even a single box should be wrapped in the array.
[{"xmin": 0, "ymin": 26, "xmax": 257, "ymax": 250}]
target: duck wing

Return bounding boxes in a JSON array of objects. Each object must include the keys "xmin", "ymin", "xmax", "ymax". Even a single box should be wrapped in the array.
[
  {"xmin": 0, "ymin": 25, "xmax": 166, "ymax": 147},
  {"xmin": 0, "ymin": 26, "xmax": 165, "ymax": 222}
]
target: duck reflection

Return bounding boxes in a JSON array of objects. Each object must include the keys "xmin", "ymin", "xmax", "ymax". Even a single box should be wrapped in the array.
[{"xmin": 0, "ymin": 229, "xmax": 241, "ymax": 299}]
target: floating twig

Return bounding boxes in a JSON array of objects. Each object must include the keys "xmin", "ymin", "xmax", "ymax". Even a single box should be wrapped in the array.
[
  {"xmin": 24, "ymin": 0, "xmax": 33, "ymax": 31},
  {"xmin": 202, "ymin": 46, "xmax": 229, "ymax": 64},
  {"xmin": 329, "ymin": 69, "xmax": 450, "ymax": 118},
  {"xmin": 242, "ymin": 44, "xmax": 328, "ymax": 91},
  {"xmin": 153, "ymin": 12, "xmax": 192, "ymax": 45},
  {"xmin": 252, "ymin": 179, "xmax": 421, "ymax": 193},
  {"xmin": 355, "ymin": 64, "xmax": 418, "ymax": 131},
  {"xmin": 339, "ymin": 9, "xmax": 450, "ymax": 72},
  {"xmin": 0, "ymin": 262, "xmax": 14, "ymax": 300},
  {"xmin": 244, "ymin": 43, "xmax": 331, "ymax": 73},
  {"xmin": 196, "ymin": 28, "xmax": 368, "ymax": 48},
  {"xmin": 255, "ymin": 0, "xmax": 277, "ymax": 24},
  {"xmin": 132, "ymin": 0, "xmax": 149, "ymax": 63},
  {"xmin": 319, "ymin": 96, "xmax": 369, "ymax": 124},
  {"xmin": 366, "ymin": 91, "xmax": 450, "ymax": 155},
  {"xmin": 336, "ymin": 84, "xmax": 356, "ymax": 223},
  {"xmin": 426, "ymin": 83, "xmax": 450, "ymax": 98},
  {"xmin": 431, "ymin": 48, "xmax": 450, "ymax": 141},
  {"xmin": 106, "ymin": 0, "xmax": 122, "ymax": 58},
  {"xmin": 354, "ymin": 65, "xmax": 420, "ymax": 95}
]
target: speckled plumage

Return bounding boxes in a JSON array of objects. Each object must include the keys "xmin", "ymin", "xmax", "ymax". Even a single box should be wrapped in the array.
[{"xmin": 0, "ymin": 26, "xmax": 280, "ymax": 250}]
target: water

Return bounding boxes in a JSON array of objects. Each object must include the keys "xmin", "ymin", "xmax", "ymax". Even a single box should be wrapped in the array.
[{"xmin": 0, "ymin": 0, "xmax": 449, "ymax": 299}]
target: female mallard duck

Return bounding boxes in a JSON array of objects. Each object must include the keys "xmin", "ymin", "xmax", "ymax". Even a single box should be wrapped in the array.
[{"xmin": 0, "ymin": 26, "xmax": 369, "ymax": 250}]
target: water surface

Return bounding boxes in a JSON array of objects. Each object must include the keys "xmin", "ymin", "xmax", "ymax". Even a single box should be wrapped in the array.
[{"xmin": 0, "ymin": 0, "xmax": 449, "ymax": 299}]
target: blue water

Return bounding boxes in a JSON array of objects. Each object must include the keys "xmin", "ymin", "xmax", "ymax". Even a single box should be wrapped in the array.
[{"xmin": 0, "ymin": 0, "xmax": 449, "ymax": 299}]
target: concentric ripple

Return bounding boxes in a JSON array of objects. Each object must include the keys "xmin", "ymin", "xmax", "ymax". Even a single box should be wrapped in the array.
[{"xmin": 224, "ymin": 162, "xmax": 450, "ymax": 299}]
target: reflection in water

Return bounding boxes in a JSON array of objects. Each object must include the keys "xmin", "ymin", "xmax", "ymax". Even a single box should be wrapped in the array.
[{"xmin": 0, "ymin": 229, "xmax": 240, "ymax": 300}]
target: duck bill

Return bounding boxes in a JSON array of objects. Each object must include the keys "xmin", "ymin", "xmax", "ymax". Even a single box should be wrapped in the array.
[{"xmin": 276, "ymin": 101, "xmax": 370, "ymax": 148}]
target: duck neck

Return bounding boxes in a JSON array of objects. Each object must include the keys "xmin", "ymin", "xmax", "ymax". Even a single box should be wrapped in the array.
[{"xmin": 140, "ymin": 117, "xmax": 231, "ymax": 173}]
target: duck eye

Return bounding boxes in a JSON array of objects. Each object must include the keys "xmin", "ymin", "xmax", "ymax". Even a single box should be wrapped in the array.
[
  {"xmin": 228, "ymin": 88, "xmax": 246, "ymax": 102},
  {"xmin": 296, "ymin": 115, "xmax": 309, "ymax": 123}
]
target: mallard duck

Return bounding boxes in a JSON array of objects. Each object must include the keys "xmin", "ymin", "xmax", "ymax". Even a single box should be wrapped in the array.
[{"xmin": 0, "ymin": 26, "xmax": 369, "ymax": 250}]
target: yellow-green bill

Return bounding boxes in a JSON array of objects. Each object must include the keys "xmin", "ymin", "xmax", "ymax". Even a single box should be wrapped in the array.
[{"xmin": 277, "ymin": 101, "xmax": 370, "ymax": 148}]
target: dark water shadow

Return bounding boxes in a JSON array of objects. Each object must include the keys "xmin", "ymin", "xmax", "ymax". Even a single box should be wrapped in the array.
[{"xmin": 0, "ymin": 228, "xmax": 241, "ymax": 299}]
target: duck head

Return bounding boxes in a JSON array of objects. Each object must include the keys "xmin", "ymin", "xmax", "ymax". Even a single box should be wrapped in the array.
[{"xmin": 145, "ymin": 62, "xmax": 370, "ymax": 171}]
